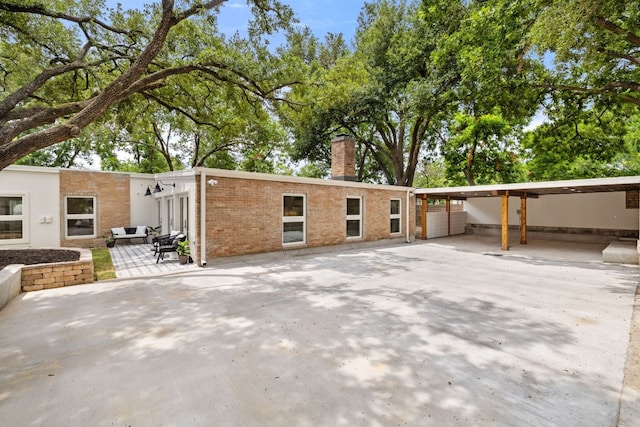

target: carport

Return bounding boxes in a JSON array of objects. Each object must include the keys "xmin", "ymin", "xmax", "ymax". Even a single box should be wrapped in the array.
[{"xmin": 416, "ymin": 176, "xmax": 640, "ymax": 251}]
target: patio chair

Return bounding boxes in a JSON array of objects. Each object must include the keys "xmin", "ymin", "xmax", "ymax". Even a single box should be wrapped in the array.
[
  {"xmin": 155, "ymin": 233, "xmax": 186, "ymax": 263},
  {"xmin": 152, "ymin": 231, "xmax": 181, "ymax": 255}
]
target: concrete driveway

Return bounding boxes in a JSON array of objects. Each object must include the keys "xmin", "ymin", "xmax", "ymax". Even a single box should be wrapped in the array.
[{"xmin": 0, "ymin": 238, "xmax": 638, "ymax": 426}]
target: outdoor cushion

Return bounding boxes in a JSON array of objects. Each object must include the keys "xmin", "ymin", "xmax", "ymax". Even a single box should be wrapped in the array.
[
  {"xmin": 111, "ymin": 227, "xmax": 126, "ymax": 236},
  {"xmin": 136, "ymin": 225, "xmax": 147, "ymax": 235}
]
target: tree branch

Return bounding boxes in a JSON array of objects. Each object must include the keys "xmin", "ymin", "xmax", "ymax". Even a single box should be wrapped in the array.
[
  {"xmin": 142, "ymin": 91, "xmax": 223, "ymax": 131},
  {"xmin": 596, "ymin": 48, "xmax": 640, "ymax": 67},
  {"xmin": 532, "ymin": 82, "xmax": 640, "ymax": 106},
  {"xmin": 0, "ymin": 50, "xmax": 114, "ymax": 119},
  {"xmin": 594, "ymin": 17, "xmax": 640, "ymax": 48},
  {"xmin": 0, "ymin": 1, "xmax": 134, "ymax": 35}
]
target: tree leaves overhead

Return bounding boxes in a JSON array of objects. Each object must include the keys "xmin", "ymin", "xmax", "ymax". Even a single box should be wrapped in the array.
[
  {"xmin": 0, "ymin": 0, "xmax": 295, "ymax": 170},
  {"xmin": 442, "ymin": 112, "xmax": 524, "ymax": 186},
  {"xmin": 280, "ymin": 0, "xmax": 467, "ymax": 186},
  {"xmin": 527, "ymin": 0, "xmax": 640, "ymax": 105},
  {"xmin": 2, "ymin": 0, "xmax": 640, "ymax": 183}
]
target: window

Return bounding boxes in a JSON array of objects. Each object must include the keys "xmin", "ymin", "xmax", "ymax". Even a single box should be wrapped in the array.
[
  {"xmin": 65, "ymin": 197, "xmax": 96, "ymax": 238},
  {"xmin": 0, "ymin": 195, "xmax": 26, "ymax": 242},
  {"xmin": 346, "ymin": 197, "xmax": 362, "ymax": 238},
  {"xmin": 390, "ymin": 198, "xmax": 401, "ymax": 234},
  {"xmin": 283, "ymin": 195, "xmax": 306, "ymax": 244},
  {"xmin": 179, "ymin": 196, "xmax": 189, "ymax": 233},
  {"xmin": 157, "ymin": 200, "xmax": 162, "ymax": 229},
  {"xmin": 167, "ymin": 198, "xmax": 174, "ymax": 231}
]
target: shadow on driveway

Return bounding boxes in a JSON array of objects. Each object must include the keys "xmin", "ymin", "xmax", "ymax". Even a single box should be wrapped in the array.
[{"xmin": 0, "ymin": 240, "xmax": 637, "ymax": 426}]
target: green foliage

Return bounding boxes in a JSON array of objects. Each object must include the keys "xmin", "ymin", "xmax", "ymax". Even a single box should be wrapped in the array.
[
  {"xmin": 296, "ymin": 162, "xmax": 328, "ymax": 179},
  {"xmin": 280, "ymin": 0, "xmax": 467, "ymax": 186},
  {"xmin": 442, "ymin": 112, "xmax": 525, "ymax": 185},
  {"xmin": 6, "ymin": 0, "xmax": 640, "ymax": 185},
  {"xmin": 176, "ymin": 239, "xmax": 190, "ymax": 256},
  {"xmin": 413, "ymin": 157, "xmax": 447, "ymax": 188},
  {"xmin": 0, "ymin": 0, "xmax": 297, "ymax": 170},
  {"xmin": 523, "ymin": 104, "xmax": 640, "ymax": 180}
]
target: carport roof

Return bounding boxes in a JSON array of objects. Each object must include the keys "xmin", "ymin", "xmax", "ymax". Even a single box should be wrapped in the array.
[{"xmin": 415, "ymin": 175, "xmax": 640, "ymax": 200}]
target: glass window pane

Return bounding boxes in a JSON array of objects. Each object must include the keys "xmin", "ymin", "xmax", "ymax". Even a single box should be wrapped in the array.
[
  {"xmin": 390, "ymin": 199, "xmax": 400, "ymax": 215},
  {"xmin": 390, "ymin": 218, "xmax": 400, "ymax": 234},
  {"xmin": 67, "ymin": 197, "xmax": 94, "ymax": 215},
  {"xmin": 347, "ymin": 198, "xmax": 360, "ymax": 215},
  {"xmin": 0, "ymin": 220, "xmax": 23, "ymax": 239},
  {"xmin": 284, "ymin": 196, "xmax": 304, "ymax": 216},
  {"xmin": 67, "ymin": 219, "xmax": 94, "ymax": 236},
  {"xmin": 283, "ymin": 222, "xmax": 304, "ymax": 243},
  {"xmin": 347, "ymin": 220, "xmax": 360, "ymax": 237},
  {"xmin": 0, "ymin": 196, "xmax": 22, "ymax": 215}
]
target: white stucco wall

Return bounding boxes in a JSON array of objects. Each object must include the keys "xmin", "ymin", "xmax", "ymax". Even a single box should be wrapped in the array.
[
  {"xmin": 147, "ymin": 172, "xmax": 197, "ymax": 237},
  {"xmin": 466, "ymin": 192, "xmax": 639, "ymax": 230},
  {"xmin": 0, "ymin": 166, "xmax": 61, "ymax": 248},
  {"xmin": 129, "ymin": 175, "xmax": 157, "ymax": 227},
  {"xmin": 426, "ymin": 211, "xmax": 467, "ymax": 238}
]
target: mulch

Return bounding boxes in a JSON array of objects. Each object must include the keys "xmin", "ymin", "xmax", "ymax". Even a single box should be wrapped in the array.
[{"xmin": 0, "ymin": 249, "xmax": 80, "ymax": 270}]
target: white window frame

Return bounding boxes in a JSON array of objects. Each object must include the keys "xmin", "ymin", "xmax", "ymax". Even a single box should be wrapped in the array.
[
  {"xmin": 157, "ymin": 199, "xmax": 162, "ymax": 229},
  {"xmin": 65, "ymin": 196, "xmax": 97, "ymax": 239},
  {"xmin": 282, "ymin": 194, "xmax": 306, "ymax": 245},
  {"xmin": 390, "ymin": 198, "xmax": 401, "ymax": 235},
  {"xmin": 167, "ymin": 198, "xmax": 174, "ymax": 232},
  {"xmin": 0, "ymin": 194, "xmax": 28, "ymax": 244},
  {"xmin": 346, "ymin": 196, "xmax": 362, "ymax": 239}
]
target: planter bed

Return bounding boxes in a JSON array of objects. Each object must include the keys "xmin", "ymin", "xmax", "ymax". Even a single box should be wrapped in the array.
[{"xmin": 0, "ymin": 248, "xmax": 93, "ymax": 292}]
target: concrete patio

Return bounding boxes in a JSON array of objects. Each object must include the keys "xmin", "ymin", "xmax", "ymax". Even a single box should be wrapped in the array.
[{"xmin": 0, "ymin": 236, "xmax": 638, "ymax": 426}]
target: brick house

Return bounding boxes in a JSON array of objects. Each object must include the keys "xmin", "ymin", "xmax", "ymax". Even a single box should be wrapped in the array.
[
  {"xmin": 0, "ymin": 136, "xmax": 416, "ymax": 265},
  {"xmin": 2, "ymin": 134, "xmax": 638, "ymax": 265}
]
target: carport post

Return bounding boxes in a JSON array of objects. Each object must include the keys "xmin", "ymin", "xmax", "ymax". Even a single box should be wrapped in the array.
[
  {"xmin": 501, "ymin": 192, "xmax": 509, "ymax": 250},
  {"xmin": 520, "ymin": 194, "xmax": 527, "ymax": 245},
  {"xmin": 421, "ymin": 194, "xmax": 428, "ymax": 240},
  {"xmin": 446, "ymin": 196, "xmax": 451, "ymax": 236}
]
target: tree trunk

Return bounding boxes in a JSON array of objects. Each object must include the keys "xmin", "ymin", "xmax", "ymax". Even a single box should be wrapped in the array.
[{"xmin": 465, "ymin": 140, "xmax": 477, "ymax": 186}]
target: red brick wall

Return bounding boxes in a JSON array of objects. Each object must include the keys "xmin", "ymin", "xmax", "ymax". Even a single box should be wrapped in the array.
[
  {"xmin": 59, "ymin": 170, "xmax": 131, "ymax": 248},
  {"xmin": 201, "ymin": 175, "xmax": 415, "ymax": 259}
]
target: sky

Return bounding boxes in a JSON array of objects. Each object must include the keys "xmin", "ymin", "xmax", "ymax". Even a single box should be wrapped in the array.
[{"xmin": 105, "ymin": 0, "xmax": 366, "ymax": 46}]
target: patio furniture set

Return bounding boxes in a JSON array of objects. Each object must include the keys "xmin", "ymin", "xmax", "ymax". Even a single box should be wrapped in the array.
[{"xmin": 110, "ymin": 226, "xmax": 191, "ymax": 264}]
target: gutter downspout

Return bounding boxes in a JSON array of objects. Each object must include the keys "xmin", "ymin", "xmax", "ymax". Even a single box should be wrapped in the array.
[
  {"xmin": 200, "ymin": 170, "xmax": 207, "ymax": 266},
  {"xmin": 406, "ymin": 188, "xmax": 412, "ymax": 243}
]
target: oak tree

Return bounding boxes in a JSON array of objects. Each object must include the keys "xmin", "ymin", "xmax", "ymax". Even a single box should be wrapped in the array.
[{"xmin": 0, "ymin": 0, "xmax": 294, "ymax": 170}]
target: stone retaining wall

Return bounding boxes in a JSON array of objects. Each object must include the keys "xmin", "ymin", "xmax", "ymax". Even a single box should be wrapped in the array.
[{"xmin": 21, "ymin": 249, "xmax": 93, "ymax": 292}]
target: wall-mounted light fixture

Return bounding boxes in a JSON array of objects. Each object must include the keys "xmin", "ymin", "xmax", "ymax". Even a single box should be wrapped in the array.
[{"xmin": 144, "ymin": 181, "xmax": 176, "ymax": 196}]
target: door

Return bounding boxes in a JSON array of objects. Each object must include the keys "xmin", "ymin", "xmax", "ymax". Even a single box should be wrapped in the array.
[{"xmin": 179, "ymin": 196, "xmax": 189, "ymax": 235}]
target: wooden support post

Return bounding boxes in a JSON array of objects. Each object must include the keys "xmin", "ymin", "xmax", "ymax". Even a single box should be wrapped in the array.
[
  {"xmin": 501, "ymin": 193, "xmax": 509, "ymax": 251},
  {"xmin": 446, "ymin": 196, "xmax": 451, "ymax": 236},
  {"xmin": 421, "ymin": 194, "xmax": 427, "ymax": 240},
  {"xmin": 520, "ymin": 194, "xmax": 527, "ymax": 245}
]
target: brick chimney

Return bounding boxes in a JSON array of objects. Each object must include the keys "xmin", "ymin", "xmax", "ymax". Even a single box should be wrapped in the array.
[{"xmin": 331, "ymin": 135, "xmax": 356, "ymax": 181}]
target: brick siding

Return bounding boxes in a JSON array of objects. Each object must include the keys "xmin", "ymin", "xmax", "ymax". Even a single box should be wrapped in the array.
[
  {"xmin": 198, "ymin": 175, "xmax": 415, "ymax": 260},
  {"xmin": 59, "ymin": 170, "xmax": 131, "ymax": 248},
  {"xmin": 331, "ymin": 135, "xmax": 356, "ymax": 180}
]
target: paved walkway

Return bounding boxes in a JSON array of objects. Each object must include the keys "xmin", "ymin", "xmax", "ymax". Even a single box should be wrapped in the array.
[
  {"xmin": 109, "ymin": 242, "xmax": 198, "ymax": 278},
  {"xmin": 1, "ymin": 238, "xmax": 638, "ymax": 426}
]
